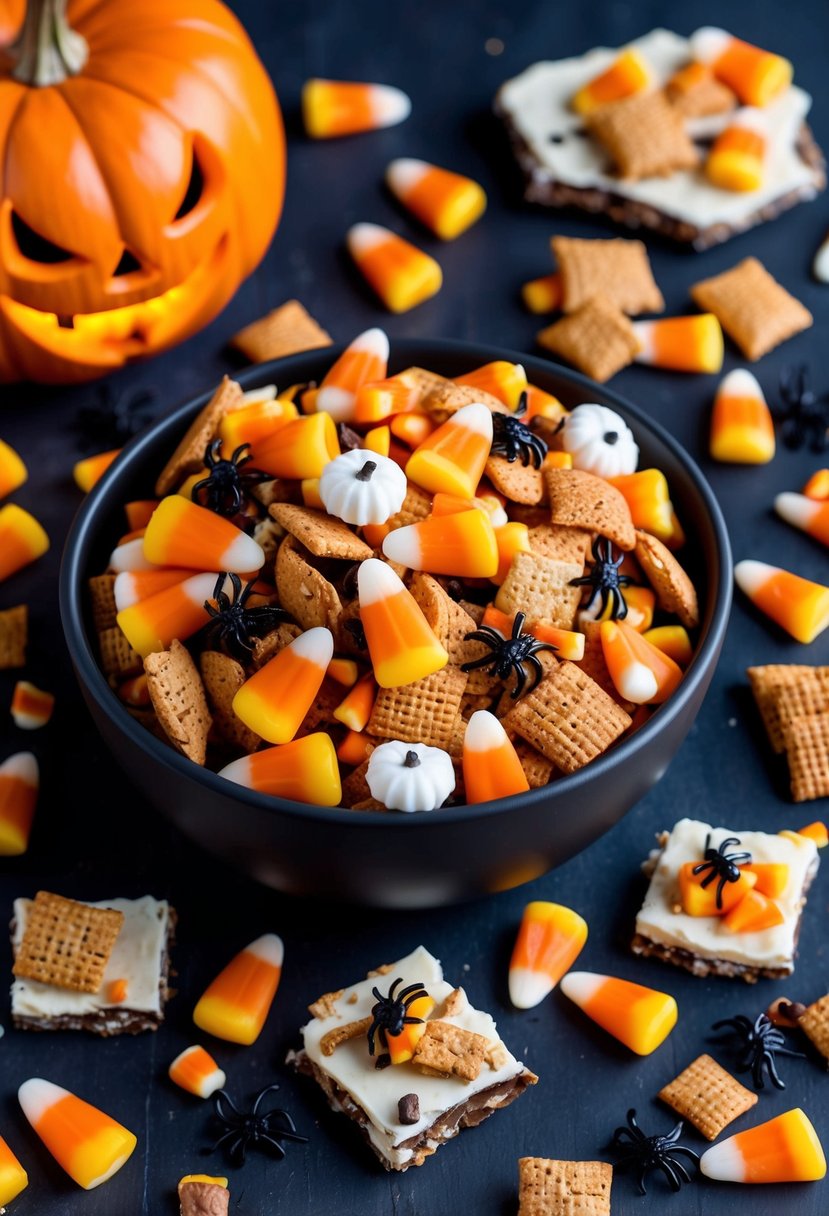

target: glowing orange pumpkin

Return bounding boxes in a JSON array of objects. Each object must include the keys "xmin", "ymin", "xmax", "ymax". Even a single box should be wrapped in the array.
[{"xmin": 0, "ymin": 0, "xmax": 284, "ymax": 383}]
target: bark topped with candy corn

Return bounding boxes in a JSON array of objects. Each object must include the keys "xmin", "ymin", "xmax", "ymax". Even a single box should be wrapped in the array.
[{"xmin": 88, "ymin": 332, "xmax": 705, "ymax": 812}]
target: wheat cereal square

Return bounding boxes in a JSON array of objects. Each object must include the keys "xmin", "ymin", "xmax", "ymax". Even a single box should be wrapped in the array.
[
  {"xmin": 552, "ymin": 235, "xmax": 664, "ymax": 315},
  {"xmin": 800, "ymin": 993, "xmax": 829, "ymax": 1065},
  {"xmin": 269, "ymin": 503, "xmax": 373, "ymax": 560},
  {"xmin": 634, "ymin": 530, "xmax": 699, "ymax": 628},
  {"xmin": 13, "ymin": 891, "xmax": 124, "ymax": 994},
  {"xmin": 690, "ymin": 258, "xmax": 813, "ymax": 360},
  {"xmin": 587, "ymin": 90, "xmax": 699, "ymax": 180},
  {"xmin": 667, "ymin": 71, "xmax": 737, "ymax": 118},
  {"xmin": 0, "ymin": 604, "xmax": 27, "ymax": 669},
  {"xmin": 747, "ymin": 665, "xmax": 829, "ymax": 753},
  {"xmin": 144, "ymin": 639, "xmax": 212, "ymax": 766},
  {"xmin": 411, "ymin": 1020, "xmax": 488, "ymax": 1082},
  {"xmin": 485, "ymin": 454, "xmax": 545, "ymax": 504},
  {"xmin": 275, "ymin": 535, "xmax": 342, "ymax": 634},
  {"xmin": 537, "ymin": 297, "xmax": 641, "ymax": 383},
  {"xmin": 495, "ymin": 552, "xmax": 583, "ymax": 628},
  {"xmin": 783, "ymin": 713, "xmax": 829, "ymax": 802},
  {"xmin": 99, "ymin": 626, "xmax": 143, "ymax": 679},
  {"xmin": 546, "ymin": 467, "xmax": 635, "ymax": 550},
  {"xmin": 529, "ymin": 524, "xmax": 591, "ymax": 566},
  {"xmin": 230, "ymin": 299, "xmax": 332, "ymax": 363},
  {"xmin": 658, "ymin": 1053, "xmax": 757, "ymax": 1140},
  {"xmin": 156, "ymin": 376, "xmax": 242, "ymax": 495},
  {"xmin": 518, "ymin": 1157, "xmax": 612, "ymax": 1216},
  {"xmin": 368, "ymin": 667, "xmax": 468, "ymax": 749},
  {"xmin": 199, "ymin": 651, "xmax": 260, "ymax": 753}
]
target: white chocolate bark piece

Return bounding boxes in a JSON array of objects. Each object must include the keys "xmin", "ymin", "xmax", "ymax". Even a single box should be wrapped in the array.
[{"xmin": 635, "ymin": 818, "xmax": 818, "ymax": 975}]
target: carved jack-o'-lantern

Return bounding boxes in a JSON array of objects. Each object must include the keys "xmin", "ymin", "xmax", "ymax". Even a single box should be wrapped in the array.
[{"xmin": 0, "ymin": 0, "xmax": 284, "ymax": 383}]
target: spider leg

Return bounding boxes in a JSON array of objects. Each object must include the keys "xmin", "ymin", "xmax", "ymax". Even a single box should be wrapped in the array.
[
  {"xmin": 610, "ymin": 587, "xmax": 628, "ymax": 621},
  {"xmin": 512, "ymin": 612, "xmax": 527, "ymax": 639},
  {"xmin": 214, "ymin": 1089, "xmax": 243, "ymax": 1120},
  {"xmin": 637, "ymin": 1167, "xmax": 649, "ymax": 1196},
  {"xmin": 657, "ymin": 1160, "xmax": 683, "ymax": 1192},
  {"xmin": 611, "ymin": 1128, "xmax": 636, "ymax": 1146},
  {"xmin": 208, "ymin": 1128, "xmax": 241, "ymax": 1155},
  {"xmin": 510, "ymin": 660, "xmax": 527, "ymax": 700},
  {"xmin": 461, "ymin": 653, "xmax": 500, "ymax": 673},
  {"xmin": 524, "ymin": 653, "xmax": 545, "ymax": 695},
  {"xmin": 257, "ymin": 1133, "xmax": 287, "ymax": 1159},
  {"xmin": 228, "ymin": 1133, "xmax": 247, "ymax": 1167},
  {"xmin": 251, "ymin": 1083, "xmax": 282, "ymax": 1116},
  {"xmin": 191, "ymin": 476, "xmax": 211, "ymax": 501},
  {"xmin": 763, "ymin": 1052, "xmax": 786, "ymax": 1090},
  {"xmin": 465, "ymin": 626, "xmax": 506, "ymax": 647}
]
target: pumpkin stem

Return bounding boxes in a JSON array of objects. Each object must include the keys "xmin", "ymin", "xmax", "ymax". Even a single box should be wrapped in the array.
[
  {"xmin": 11, "ymin": 0, "xmax": 88, "ymax": 86},
  {"xmin": 356, "ymin": 460, "xmax": 377, "ymax": 482},
  {"xmin": 403, "ymin": 750, "xmax": 421, "ymax": 768}
]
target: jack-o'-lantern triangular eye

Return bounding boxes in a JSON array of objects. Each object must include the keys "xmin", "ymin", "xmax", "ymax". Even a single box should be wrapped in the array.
[
  {"xmin": 112, "ymin": 249, "xmax": 141, "ymax": 277},
  {"xmin": 11, "ymin": 210, "xmax": 74, "ymax": 264},
  {"xmin": 173, "ymin": 149, "xmax": 205, "ymax": 221}
]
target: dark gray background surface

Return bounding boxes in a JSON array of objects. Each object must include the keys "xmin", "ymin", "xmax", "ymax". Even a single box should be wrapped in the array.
[{"xmin": 0, "ymin": 1, "xmax": 827, "ymax": 1212}]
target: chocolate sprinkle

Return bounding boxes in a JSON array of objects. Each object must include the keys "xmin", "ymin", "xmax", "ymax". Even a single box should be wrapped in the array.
[{"xmin": 398, "ymin": 1093, "xmax": 420, "ymax": 1125}]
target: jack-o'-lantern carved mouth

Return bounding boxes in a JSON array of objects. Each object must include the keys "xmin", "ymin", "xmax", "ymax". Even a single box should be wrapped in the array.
[{"xmin": 0, "ymin": 234, "xmax": 230, "ymax": 370}]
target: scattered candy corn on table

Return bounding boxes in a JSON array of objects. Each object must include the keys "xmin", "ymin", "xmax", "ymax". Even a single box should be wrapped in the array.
[{"xmin": 1, "ymin": 1, "xmax": 828, "ymax": 1213}]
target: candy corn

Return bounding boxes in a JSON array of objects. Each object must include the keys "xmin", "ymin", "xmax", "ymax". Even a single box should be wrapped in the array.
[
  {"xmin": 346, "ymin": 223, "xmax": 442, "ymax": 313},
  {"xmin": 722, "ymin": 888, "xmax": 784, "ymax": 933},
  {"xmin": 143, "ymin": 497, "xmax": 264, "ymax": 574},
  {"xmin": 10, "ymin": 682, "xmax": 54, "ymax": 730},
  {"xmin": 0, "ymin": 751, "xmax": 38, "ymax": 856},
  {"xmin": 327, "ymin": 657, "xmax": 359, "ymax": 686},
  {"xmin": 522, "ymin": 273, "xmax": 563, "ymax": 315},
  {"xmin": 0, "ymin": 438, "xmax": 27, "ymax": 499},
  {"xmin": 168, "ymin": 1046, "xmax": 226, "ymax": 1099},
  {"xmin": 734, "ymin": 560, "xmax": 829, "ymax": 643},
  {"xmin": 354, "ymin": 376, "xmax": 418, "ymax": 423},
  {"xmin": 390, "ymin": 412, "xmax": 435, "ymax": 448},
  {"xmin": 233, "ymin": 628, "xmax": 333, "ymax": 744},
  {"xmin": 108, "ymin": 536, "xmax": 155, "ymax": 573},
  {"xmin": 218, "ymin": 734, "xmax": 342, "ymax": 806},
  {"xmin": 814, "ymin": 231, "xmax": 829, "ymax": 284},
  {"xmin": 700, "ymin": 1108, "xmax": 826, "ymax": 1183},
  {"xmin": 316, "ymin": 328, "xmax": 389, "ymax": 421},
  {"xmin": 386, "ymin": 993, "xmax": 435, "ymax": 1064},
  {"xmin": 559, "ymin": 972, "xmax": 678, "ymax": 1055},
  {"xmin": 571, "ymin": 47, "xmax": 651, "ymax": 114},
  {"xmin": 0, "ymin": 1133, "xmax": 28, "ymax": 1207},
  {"xmin": 679, "ymin": 861, "xmax": 757, "ymax": 916},
  {"xmin": 193, "ymin": 934, "xmax": 283, "ymax": 1045},
  {"xmin": 333, "ymin": 672, "xmax": 376, "ymax": 731},
  {"xmin": 454, "ymin": 361, "xmax": 527, "ymax": 410},
  {"xmin": 383, "ymin": 508, "xmax": 499, "ymax": 578},
  {"xmin": 803, "ymin": 469, "xmax": 829, "ymax": 500},
  {"xmin": 707, "ymin": 109, "xmax": 767, "ymax": 192},
  {"xmin": 406, "ymin": 402, "xmax": 493, "ymax": 499},
  {"xmin": 218, "ymin": 397, "xmax": 296, "ymax": 450},
  {"xmin": 358, "ymin": 558, "xmax": 448, "ymax": 687},
  {"xmin": 492, "ymin": 521, "xmax": 531, "ymax": 584},
  {"xmin": 364, "ymin": 425, "xmax": 391, "ymax": 456},
  {"xmin": 113, "ymin": 568, "xmax": 191, "ymax": 611},
  {"xmin": 337, "ymin": 729, "xmax": 375, "ymax": 767},
  {"xmin": 642, "ymin": 625, "xmax": 693, "ymax": 667},
  {"xmin": 302, "ymin": 79, "xmax": 411, "ymax": 138},
  {"xmin": 690, "ymin": 28, "xmax": 793, "ymax": 107},
  {"xmin": 600, "ymin": 619, "xmax": 682, "ymax": 704},
  {"xmin": 796, "ymin": 821, "xmax": 828, "ymax": 847},
  {"xmin": 632, "ymin": 315, "xmax": 724, "ymax": 373},
  {"xmin": 72, "ymin": 449, "xmax": 120, "ymax": 493},
  {"xmin": 124, "ymin": 500, "xmax": 159, "ymax": 530},
  {"xmin": 775, "ymin": 492, "xmax": 829, "ymax": 548},
  {"xmin": 385, "ymin": 158, "xmax": 486, "ymax": 240},
  {"xmin": 710, "ymin": 368, "xmax": 775, "ymax": 463},
  {"xmin": 463, "ymin": 710, "xmax": 529, "ymax": 804},
  {"xmin": 116, "ymin": 571, "xmax": 218, "ymax": 657},
  {"xmin": 608, "ymin": 469, "xmax": 675, "ymax": 540},
  {"xmin": 252, "ymin": 413, "xmax": 340, "ymax": 480},
  {"xmin": 18, "ymin": 1078, "xmax": 136, "ymax": 1189},
  {"xmin": 480, "ymin": 606, "xmax": 585, "ymax": 660},
  {"xmin": 508, "ymin": 900, "xmax": 588, "ymax": 1008},
  {"xmin": 0, "ymin": 504, "xmax": 49, "ymax": 583}
]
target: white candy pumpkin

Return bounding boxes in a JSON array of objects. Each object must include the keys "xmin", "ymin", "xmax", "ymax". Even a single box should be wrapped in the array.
[
  {"xmin": 560, "ymin": 404, "xmax": 638, "ymax": 478},
  {"xmin": 366, "ymin": 740, "xmax": 455, "ymax": 812},
  {"xmin": 319, "ymin": 449, "xmax": 407, "ymax": 526}
]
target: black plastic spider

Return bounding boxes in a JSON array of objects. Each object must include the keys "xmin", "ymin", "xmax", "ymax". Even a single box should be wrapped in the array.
[
  {"xmin": 777, "ymin": 364, "xmax": 829, "ymax": 453},
  {"xmin": 490, "ymin": 392, "xmax": 549, "ymax": 469},
  {"xmin": 204, "ymin": 1085, "xmax": 307, "ymax": 1166},
  {"xmin": 569, "ymin": 536, "xmax": 633, "ymax": 620},
  {"xmin": 461, "ymin": 611, "xmax": 556, "ymax": 699},
  {"xmin": 74, "ymin": 383, "xmax": 159, "ymax": 452},
  {"xmin": 366, "ymin": 977, "xmax": 430, "ymax": 1057},
  {"xmin": 202, "ymin": 572, "xmax": 293, "ymax": 660},
  {"xmin": 691, "ymin": 834, "xmax": 752, "ymax": 910},
  {"xmin": 611, "ymin": 1109, "xmax": 699, "ymax": 1195},
  {"xmin": 711, "ymin": 1012, "xmax": 805, "ymax": 1090},
  {"xmin": 192, "ymin": 439, "xmax": 269, "ymax": 516}
]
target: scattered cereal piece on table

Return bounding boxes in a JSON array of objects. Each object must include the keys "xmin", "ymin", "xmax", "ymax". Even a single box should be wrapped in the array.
[
  {"xmin": 691, "ymin": 258, "xmax": 813, "ymax": 361},
  {"xmin": 230, "ymin": 300, "xmax": 332, "ymax": 364},
  {"xmin": 551, "ymin": 235, "xmax": 664, "ymax": 315},
  {"xmin": 586, "ymin": 89, "xmax": 699, "ymax": 180},
  {"xmin": 658, "ymin": 1054, "xmax": 758, "ymax": 1140},
  {"xmin": 537, "ymin": 297, "xmax": 641, "ymax": 383},
  {"xmin": 0, "ymin": 604, "xmax": 27, "ymax": 669},
  {"xmin": 517, "ymin": 1156, "xmax": 612, "ymax": 1216}
]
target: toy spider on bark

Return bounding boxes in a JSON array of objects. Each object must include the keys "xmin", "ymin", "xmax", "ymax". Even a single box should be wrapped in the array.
[
  {"xmin": 366, "ymin": 977, "xmax": 430, "ymax": 1059},
  {"xmin": 711, "ymin": 1012, "xmax": 804, "ymax": 1090},
  {"xmin": 570, "ymin": 536, "xmax": 633, "ymax": 620},
  {"xmin": 461, "ymin": 611, "xmax": 556, "ymax": 698},
  {"xmin": 192, "ymin": 439, "xmax": 270, "ymax": 516},
  {"xmin": 776, "ymin": 364, "xmax": 829, "ymax": 453},
  {"xmin": 490, "ymin": 393, "xmax": 549, "ymax": 468},
  {"xmin": 204, "ymin": 1084, "xmax": 307, "ymax": 1166},
  {"xmin": 692, "ymin": 834, "xmax": 752, "ymax": 910},
  {"xmin": 610, "ymin": 1109, "xmax": 699, "ymax": 1195},
  {"xmin": 202, "ymin": 572, "xmax": 293, "ymax": 660}
]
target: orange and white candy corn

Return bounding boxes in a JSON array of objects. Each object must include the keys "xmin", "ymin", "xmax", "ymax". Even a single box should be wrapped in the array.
[
  {"xmin": 117, "ymin": 571, "xmax": 218, "ymax": 657},
  {"xmin": 559, "ymin": 972, "xmax": 678, "ymax": 1055},
  {"xmin": 406, "ymin": 402, "xmax": 493, "ymax": 499},
  {"xmin": 108, "ymin": 536, "xmax": 155, "ymax": 574},
  {"xmin": 383, "ymin": 507, "xmax": 499, "ymax": 578},
  {"xmin": 232, "ymin": 628, "xmax": 333, "ymax": 744},
  {"xmin": 302, "ymin": 78, "xmax": 410, "ymax": 139},
  {"xmin": 219, "ymin": 733, "xmax": 342, "ymax": 806},
  {"xmin": 0, "ymin": 504, "xmax": 48, "ymax": 583},
  {"xmin": 796, "ymin": 820, "xmax": 828, "ymax": 847},
  {"xmin": 218, "ymin": 397, "xmax": 296, "ymax": 450},
  {"xmin": 522, "ymin": 273, "xmax": 562, "ymax": 315},
  {"xmin": 168, "ymin": 1046, "xmax": 226, "ymax": 1099},
  {"xmin": 492, "ymin": 521, "xmax": 531, "ymax": 584},
  {"xmin": 354, "ymin": 376, "xmax": 418, "ymax": 423},
  {"xmin": 642, "ymin": 625, "xmax": 693, "ymax": 667},
  {"xmin": 193, "ymin": 934, "xmax": 283, "ymax": 1045},
  {"xmin": 113, "ymin": 568, "xmax": 191, "ymax": 611},
  {"xmin": 10, "ymin": 682, "xmax": 54, "ymax": 730},
  {"xmin": 508, "ymin": 900, "xmax": 588, "ymax": 1008},
  {"xmin": 0, "ymin": 1132, "xmax": 28, "ymax": 1207},
  {"xmin": 72, "ymin": 449, "xmax": 120, "ymax": 493},
  {"xmin": 734, "ymin": 560, "xmax": 829, "ymax": 644},
  {"xmin": 252, "ymin": 412, "xmax": 340, "ymax": 480},
  {"xmin": 632, "ymin": 315, "xmax": 724, "ymax": 374},
  {"xmin": 347, "ymin": 223, "xmax": 442, "ymax": 314},
  {"xmin": 143, "ymin": 497, "xmax": 264, "ymax": 574},
  {"xmin": 316, "ymin": 328, "xmax": 389, "ymax": 421},
  {"xmin": 386, "ymin": 158, "xmax": 486, "ymax": 240},
  {"xmin": 707, "ymin": 109, "xmax": 767, "ymax": 192},
  {"xmin": 690, "ymin": 28, "xmax": 793, "ymax": 107},
  {"xmin": 600, "ymin": 619, "xmax": 682, "ymax": 704},
  {"xmin": 803, "ymin": 469, "xmax": 829, "ymax": 500},
  {"xmin": 0, "ymin": 751, "xmax": 38, "ymax": 856},
  {"xmin": 18, "ymin": 1078, "xmax": 136, "ymax": 1190},
  {"xmin": 358, "ymin": 558, "xmax": 448, "ymax": 687},
  {"xmin": 608, "ymin": 469, "xmax": 675, "ymax": 541},
  {"xmin": 700, "ymin": 1108, "xmax": 826, "ymax": 1184},
  {"xmin": 571, "ymin": 47, "xmax": 650, "ymax": 114},
  {"xmin": 463, "ymin": 710, "xmax": 529, "ymax": 805},
  {"xmin": 454, "ymin": 361, "xmax": 527, "ymax": 410},
  {"xmin": 327, "ymin": 657, "xmax": 359, "ymax": 686},
  {"xmin": 0, "ymin": 438, "xmax": 27, "ymax": 500},
  {"xmin": 333, "ymin": 672, "xmax": 376, "ymax": 731},
  {"xmin": 710, "ymin": 368, "xmax": 775, "ymax": 463},
  {"xmin": 775, "ymin": 492, "xmax": 829, "ymax": 548}
]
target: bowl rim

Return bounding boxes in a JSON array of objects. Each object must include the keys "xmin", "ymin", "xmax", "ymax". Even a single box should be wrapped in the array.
[{"xmin": 60, "ymin": 337, "xmax": 732, "ymax": 829}]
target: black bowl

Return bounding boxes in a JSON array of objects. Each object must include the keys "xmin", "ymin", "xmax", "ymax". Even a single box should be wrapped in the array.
[{"xmin": 60, "ymin": 340, "xmax": 731, "ymax": 907}]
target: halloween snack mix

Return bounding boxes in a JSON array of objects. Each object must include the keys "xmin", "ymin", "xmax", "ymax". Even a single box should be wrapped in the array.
[
  {"xmin": 292, "ymin": 945, "xmax": 537, "ymax": 1170},
  {"xmin": 496, "ymin": 29, "xmax": 825, "ymax": 249}
]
